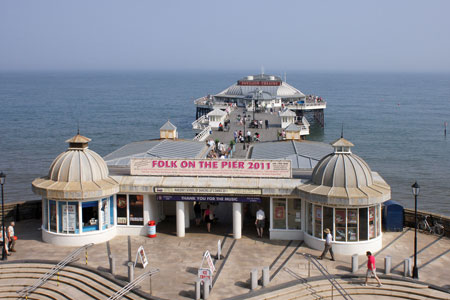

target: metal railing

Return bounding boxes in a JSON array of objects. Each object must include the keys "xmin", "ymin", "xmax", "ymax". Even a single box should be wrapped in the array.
[
  {"xmin": 192, "ymin": 115, "xmax": 208, "ymax": 130},
  {"xmin": 193, "ymin": 126, "xmax": 211, "ymax": 142},
  {"xmin": 107, "ymin": 268, "xmax": 160, "ymax": 300},
  {"xmin": 286, "ymin": 101, "xmax": 327, "ymax": 110},
  {"xmin": 301, "ymin": 253, "xmax": 354, "ymax": 300},
  {"xmin": 17, "ymin": 243, "xmax": 94, "ymax": 298}
]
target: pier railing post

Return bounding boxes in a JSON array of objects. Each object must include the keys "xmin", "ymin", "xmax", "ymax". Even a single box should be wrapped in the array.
[
  {"xmin": 384, "ymin": 256, "xmax": 391, "ymax": 275},
  {"xmin": 351, "ymin": 254, "xmax": 358, "ymax": 274}
]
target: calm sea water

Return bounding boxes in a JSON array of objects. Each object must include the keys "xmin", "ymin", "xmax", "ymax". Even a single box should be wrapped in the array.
[{"xmin": 0, "ymin": 71, "xmax": 449, "ymax": 215}]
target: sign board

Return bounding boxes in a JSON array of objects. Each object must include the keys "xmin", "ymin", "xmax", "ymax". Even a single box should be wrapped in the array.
[
  {"xmin": 157, "ymin": 195, "xmax": 261, "ymax": 203},
  {"xmin": 198, "ymin": 268, "xmax": 212, "ymax": 286},
  {"xmin": 154, "ymin": 187, "xmax": 261, "ymax": 195},
  {"xmin": 62, "ymin": 204, "xmax": 76, "ymax": 232},
  {"xmin": 131, "ymin": 158, "xmax": 291, "ymax": 178},
  {"xmin": 134, "ymin": 245, "xmax": 149, "ymax": 269}
]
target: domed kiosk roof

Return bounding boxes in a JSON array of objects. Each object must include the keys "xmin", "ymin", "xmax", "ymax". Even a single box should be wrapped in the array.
[
  {"xmin": 32, "ymin": 134, "xmax": 119, "ymax": 200},
  {"xmin": 298, "ymin": 137, "xmax": 390, "ymax": 205}
]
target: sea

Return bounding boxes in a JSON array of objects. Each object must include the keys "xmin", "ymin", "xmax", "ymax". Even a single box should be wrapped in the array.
[{"xmin": 0, "ymin": 71, "xmax": 449, "ymax": 215}]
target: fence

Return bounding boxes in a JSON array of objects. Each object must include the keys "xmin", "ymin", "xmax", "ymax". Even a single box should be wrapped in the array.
[
  {"xmin": 404, "ymin": 208, "xmax": 450, "ymax": 237},
  {"xmin": 0, "ymin": 200, "xmax": 41, "ymax": 224}
]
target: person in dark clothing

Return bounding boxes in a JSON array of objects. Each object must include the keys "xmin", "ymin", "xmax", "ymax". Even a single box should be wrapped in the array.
[
  {"xmin": 194, "ymin": 202, "xmax": 202, "ymax": 226},
  {"xmin": 265, "ymin": 119, "xmax": 269, "ymax": 129}
]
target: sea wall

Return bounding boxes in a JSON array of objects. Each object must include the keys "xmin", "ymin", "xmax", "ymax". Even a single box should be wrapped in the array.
[
  {"xmin": 404, "ymin": 208, "xmax": 450, "ymax": 238},
  {"xmin": 0, "ymin": 200, "xmax": 41, "ymax": 224}
]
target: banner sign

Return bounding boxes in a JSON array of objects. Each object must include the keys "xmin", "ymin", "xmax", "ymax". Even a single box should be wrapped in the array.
[
  {"xmin": 62, "ymin": 204, "xmax": 76, "ymax": 232},
  {"xmin": 154, "ymin": 187, "xmax": 261, "ymax": 195},
  {"xmin": 130, "ymin": 158, "xmax": 291, "ymax": 178},
  {"xmin": 157, "ymin": 194, "xmax": 261, "ymax": 203},
  {"xmin": 237, "ymin": 80, "xmax": 281, "ymax": 86},
  {"xmin": 134, "ymin": 245, "xmax": 149, "ymax": 269}
]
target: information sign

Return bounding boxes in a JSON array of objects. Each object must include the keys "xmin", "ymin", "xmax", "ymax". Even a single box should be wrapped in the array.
[
  {"xmin": 62, "ymin": 204, "xmax": 76, "ymax": 232},
  {"xmin": 134, "ymin": 245, "xmax": 149, "ymax": 269},
  {"xmin": 198, "ymin": 268, "xmax": 212, "ymax": 286}
]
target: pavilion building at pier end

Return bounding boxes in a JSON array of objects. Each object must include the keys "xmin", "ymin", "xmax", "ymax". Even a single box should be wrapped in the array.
[{"xmin": 32, "ymin": 128, "xmax": 390, "ymax": 255}]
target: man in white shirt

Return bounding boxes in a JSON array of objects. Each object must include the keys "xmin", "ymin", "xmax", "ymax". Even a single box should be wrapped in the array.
[
  {"xmin": 255, "ymin": 206, "xmax": 265, "ymax": 238},
  {"xmin": 318, "ymin": 228, "xmax": 335, "ymax": 261}
]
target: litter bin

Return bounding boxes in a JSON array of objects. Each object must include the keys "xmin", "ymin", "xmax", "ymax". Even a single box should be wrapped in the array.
[
  {"xmin": 382, "ymin": 200, "xmax": 404, "ymax": 231},
  {"xmin": 147, "ymin": 220, "xmax": 156, "ymax": 238}
]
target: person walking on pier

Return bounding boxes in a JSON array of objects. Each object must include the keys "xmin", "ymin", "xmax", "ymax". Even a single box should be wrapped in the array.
[
  {"xmin": 265, "ymin": 119, "xmax": 269, "ymax": 129},
  {"xmin": 255, "ymin": 206, "xmax": 265, "ymax": 238},
  {"xmin": 364, "ymin": 251, "xmax": 382, "ymax": 287},
  {"xmin": 318, "ymin": 228, "xmax": 335, "ymax": 261},
  {"xmin": 203, "ymin": 205, "xmax": 213, "ymax": 233},
  {"xmin": 7, "ymin": 221, "xmax": 16, "ymax": 252}
]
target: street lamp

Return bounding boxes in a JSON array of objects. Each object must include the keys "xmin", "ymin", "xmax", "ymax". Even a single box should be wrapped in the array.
[
  {"xmin": 411, "ymin": 181, "xmax": 420, "ymax": 279},
  {"xmin": 242, "ymin": 118, "xmax": 246, "ymax": 150},
  {"xmin": 0, "ymin": 172, "xmax": 6, "ymax": 261}
]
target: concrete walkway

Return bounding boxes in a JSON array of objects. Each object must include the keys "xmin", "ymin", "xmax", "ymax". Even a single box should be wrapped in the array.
[{"xmin": 4, "ymin": 219, "xmax": 450, "ymax": 300}]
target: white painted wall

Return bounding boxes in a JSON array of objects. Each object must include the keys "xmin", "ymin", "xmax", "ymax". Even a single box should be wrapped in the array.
[
  {"xmin": 42, "ymin": 226, "xmax": 117, "ymax": 247},
  {"xmin": 304, "ymin": 232, "xmax": 383, "ymax": 255}
]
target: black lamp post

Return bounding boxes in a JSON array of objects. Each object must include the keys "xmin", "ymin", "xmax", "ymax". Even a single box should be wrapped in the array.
[
  {"xmin": 411, "ymin": 181, "xmax": 420, "ymax": 279},
  {"xmin": 0, "ymin": 172, "xmax": 6, "ymax": 261}
]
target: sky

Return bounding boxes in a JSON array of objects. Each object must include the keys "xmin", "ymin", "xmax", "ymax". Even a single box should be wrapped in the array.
[{"xmin": 1, "ymin": 0, "xmax": 450, "ymax": 72}]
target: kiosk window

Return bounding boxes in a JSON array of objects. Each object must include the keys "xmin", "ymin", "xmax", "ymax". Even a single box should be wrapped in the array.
[
  {"xmin": 335, "ymin": 209, "xmax": 346, "ymax": 241},
  {"xmin": 359, "ymin": 207, "xmax": 368, "ymax": 241},
  {"xmin": 49, "ymin": 200, "xmax": 57, "ymax": 232},
  {"xmin": 314, "ymin": 205, "xmax": 322, "ymax": 239},
  {"xmin": 287, "ymin": 199, "xmax": 301, "ymax": 230},
  {"xmin": 117, "ymin": 194, "xmax": 128, "ymax": 225},
  {"xmin": 273, "ymin": 198, "xmax": 286, "ymax": 229},
  {"xmin": 323, "ymin": 206, "xmax": 333, "ymax": 239},
  {"xmin": 82, "ymin": 201, "xmax": 99, "ymax": 232},
  {"xmin": 129, "ymin": 195, "xmax": 144, "ymax": 225},
  {"xmin": 307, "ymin": 202, "xmax": 313, "ymax": 235}
]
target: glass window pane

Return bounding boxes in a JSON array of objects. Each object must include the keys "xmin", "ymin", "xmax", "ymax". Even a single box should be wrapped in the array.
[
  {"xmin": 43, "ymin": 198, "xmax": 48, "ymax": 230},
  {"xmin": 82, "ymin": 201, "xmax": 99, "ymax": 232},
  {"xmin": 273, "ymin": 198, "xmax": 286, "ymax": 229},
  {"xmin": 49, "ymin": 200, "xmax": 57, "ymax": 232},
  {"xmin": 335, "ymin": 209, "xmax": 346, "ymax": 241},
  {"xmin": 307, "ymin": 202, "xmax": 313, "ymax": 235},
  {"xmin": 101, "ymin": 198, "xmax": 109, "ymax": 230},
  {"xmin": 376, "ymin": 205, "xmax": 380, "ymax": 237},
  {"xmin": 369, "ymin": 206, "xmax": 376, "ymax": 239},
  {"xmin": 347, "ymin": 209, "xmax": 357, "ymax": 241},
  {"xmin": 359, "ymin": 207, "xmax": 368, "ymax": 241},
  {"xmin": 287, "ymin": 199, "xmax": 301, "ymax": 230},
  {"xmin": 117, "ymin": 194, "xmax": 128, "ymax": 225},
  {"xmin": 314, "ymin": 205, "xmax": 322, "ymax": 238},
  {"xmin": 323, "ymin": 206, "xmax": 333, "ymax": 239},
  {"xmin": 58, "ymin": 201, "xmax": 64, "ymax": 233},
  {"xmin": 110, "ymin": 196, "xmax": 114, "ymax": 225},
  {"xmin": 129, "ymin": 195, "xmax": 144, "ymax": 225},
  {"xmin": 61, "ymin": 202, "xmax": 78, "ymax": 234}
]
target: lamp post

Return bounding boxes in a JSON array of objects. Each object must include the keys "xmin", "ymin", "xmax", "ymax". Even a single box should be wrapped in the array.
[
  {"xmin": 242, "ymin": 118, "xmax": 246, "ymax": 150},
  {"xmin": 411, "ymin": 181, "xmax": 420, "ymax": 279},
  {"xmin": 0, "ymin": 172, "xmax": 6, "ymax": 261}
]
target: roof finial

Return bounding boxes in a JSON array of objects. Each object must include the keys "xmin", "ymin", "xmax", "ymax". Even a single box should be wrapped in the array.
[
  {"xmin": 341, "ymin": 123, "xmax": 344, "ymax": 138},
  {"xmin": 77, "ymin": 120, "xmax": 80, "ymax": 135}
]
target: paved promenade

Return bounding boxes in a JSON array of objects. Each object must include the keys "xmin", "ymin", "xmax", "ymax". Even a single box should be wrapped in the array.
[{"xmin": 4, "ymin": 219, "xmax": 450, "ymax": 299}]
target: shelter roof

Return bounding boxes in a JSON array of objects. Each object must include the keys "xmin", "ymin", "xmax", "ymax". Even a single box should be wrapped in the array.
[
  {"xmin": 160, "ymin": 120, "xmax": 177, "ymax": 131},
  {"xmin": 280, "ymin": 109, "xmax": 296, "ymax": 117},
  {"xmin": 207, "ymin": 108, "xmax": 227, "ymax": 116},
  {"xmin": 104, "ymin": 139, "xmax": 209, "ymax": 166},
  {"xmin": 285, "ymin": 124, "xmax": 301, "ymax": 132}
]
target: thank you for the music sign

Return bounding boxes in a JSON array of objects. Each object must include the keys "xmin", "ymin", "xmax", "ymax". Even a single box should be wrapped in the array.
[{"xmin": 130, "ymin": 158, "xmax": 291, "ymax": 178}]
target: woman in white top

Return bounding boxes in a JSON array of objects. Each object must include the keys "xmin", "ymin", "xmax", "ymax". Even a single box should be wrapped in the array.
[{"xmin": 255, "ymin": 206, "xmax": 265, "ymax": 238}]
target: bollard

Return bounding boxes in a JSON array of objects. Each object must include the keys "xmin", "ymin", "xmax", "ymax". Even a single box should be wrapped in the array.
[
  {"xmin": 85, "ymin": 249, "xmax": 88, "ymax": 265},
  {"xmin": 351, "ymin": 254, "xmax": 358, "ymax": 274},
  {"xmin": 203, "ymin": 279, "xmax": 210, "ymax": 299},
  {"xmin": 109, "ymin": 254, "xmax": 116, "ymax": 275},
  {"xmin": 251, "ymin": 268, "xmax": 258, "ymax": 291},
  {"xmin": 128, "ymin": 262, "xmax": 134, "ymax": 282},
  {"xmin": 217, "ymin": 240, "xmax": 221, "ymax": 260},
  {"xmin": 384, "ymin": 256, "xmax": 391, "ymax": 275},
  {"xmin": 195, "ymin": 278, "xmax": 201, "ymax": 300},
  {"xmin": 404, "ymin": 258, "xmax": 411, "ymax": 277},
  {"xmin": 262, "ymin": 266, "xmax": 270, "ymax": 287}
]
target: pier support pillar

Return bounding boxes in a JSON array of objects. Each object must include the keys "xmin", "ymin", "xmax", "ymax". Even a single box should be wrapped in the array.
[
  {"xmin": 233, "ymin": 202, "xmax": 242, "ymax": 239},
  {"xmin": 176, "ymin": 201, "xmax": 185, "ymax": 237}
]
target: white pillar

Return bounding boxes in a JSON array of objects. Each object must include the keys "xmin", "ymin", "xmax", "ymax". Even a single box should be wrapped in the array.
[
  {"xmin": 185, "ymin": 202, "xmax": 190, "ymax": 228},
  {"xmin": 176, "ymin": 201, "xmax": 185, "ymax": 237},
  {"xmin": 233, "ymin": 202, "xmax": 242, "ymax": 239}
]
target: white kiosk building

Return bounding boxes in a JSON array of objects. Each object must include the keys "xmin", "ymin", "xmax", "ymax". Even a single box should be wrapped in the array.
[{"xmin": 33, "ymin": 129, "xmax": 390, "ymax": 254}]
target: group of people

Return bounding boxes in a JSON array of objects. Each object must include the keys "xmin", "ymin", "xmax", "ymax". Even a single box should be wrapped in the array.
[
  {"xmin": 319, "ymin": 228, "xmax": 382, "ymax": 287},
  {"xmin": 194, "ymin": 202, "xmax": 215, "ymax": 233},
  {"xmin": 234, "ymin": 130, "xmax": 261, "ymax": 143},
  {"xmin": 0, "ymin": 221, "xmax": 16, "ymax": 256},
  {"xmin": 206, "ymin": 139, "xmax": 231, "ymax": 159}
]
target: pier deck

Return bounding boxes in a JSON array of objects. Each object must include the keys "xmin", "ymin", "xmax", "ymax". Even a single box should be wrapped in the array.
[{"xmin": 207, "ymin": 107, "xmax": 284, "ymax": 158}]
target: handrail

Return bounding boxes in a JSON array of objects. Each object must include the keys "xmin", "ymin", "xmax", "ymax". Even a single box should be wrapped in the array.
[
  {"xmin": 107, "ymin": 268, "xmax": 160, "ymax": 300},
  {"xmin": 193, "ymin": 126, "xmax": 211, "ymax": 142},
  {"xmin": 192, "ymin": 115, "xmax": 208, "ymax": 129},
  {"xmin": 301, "ymin": 253, "xmax": 354, "ymax": 300},
  {"xmin": 17, "ymin": 243, "xmax": 94, "ymax": 298}
]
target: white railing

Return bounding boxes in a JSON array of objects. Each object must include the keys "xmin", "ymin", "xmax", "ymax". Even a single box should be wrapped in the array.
[
  {"xmin": 107, "ymin": 268, "xmax": 160, "ymax": 300},
  {"xmin": 193, "ymin": 126, "xmax": 211, "ymax": 142},
  {"xmin": 192, "ymin": 115, "xmax": 209, "ymax": 130},
  {"xmin": 286, "ymin": 101, "xmax": 327, "ymax": 110},
  {"xmin": 17, "ymin": 243, "xmax": 94, "ymax": 298}
]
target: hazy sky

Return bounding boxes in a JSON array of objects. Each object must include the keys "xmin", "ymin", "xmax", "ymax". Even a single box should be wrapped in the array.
[{"xmin": 1, "ymin": 0, "xmax": 449, "ymax": 72}]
